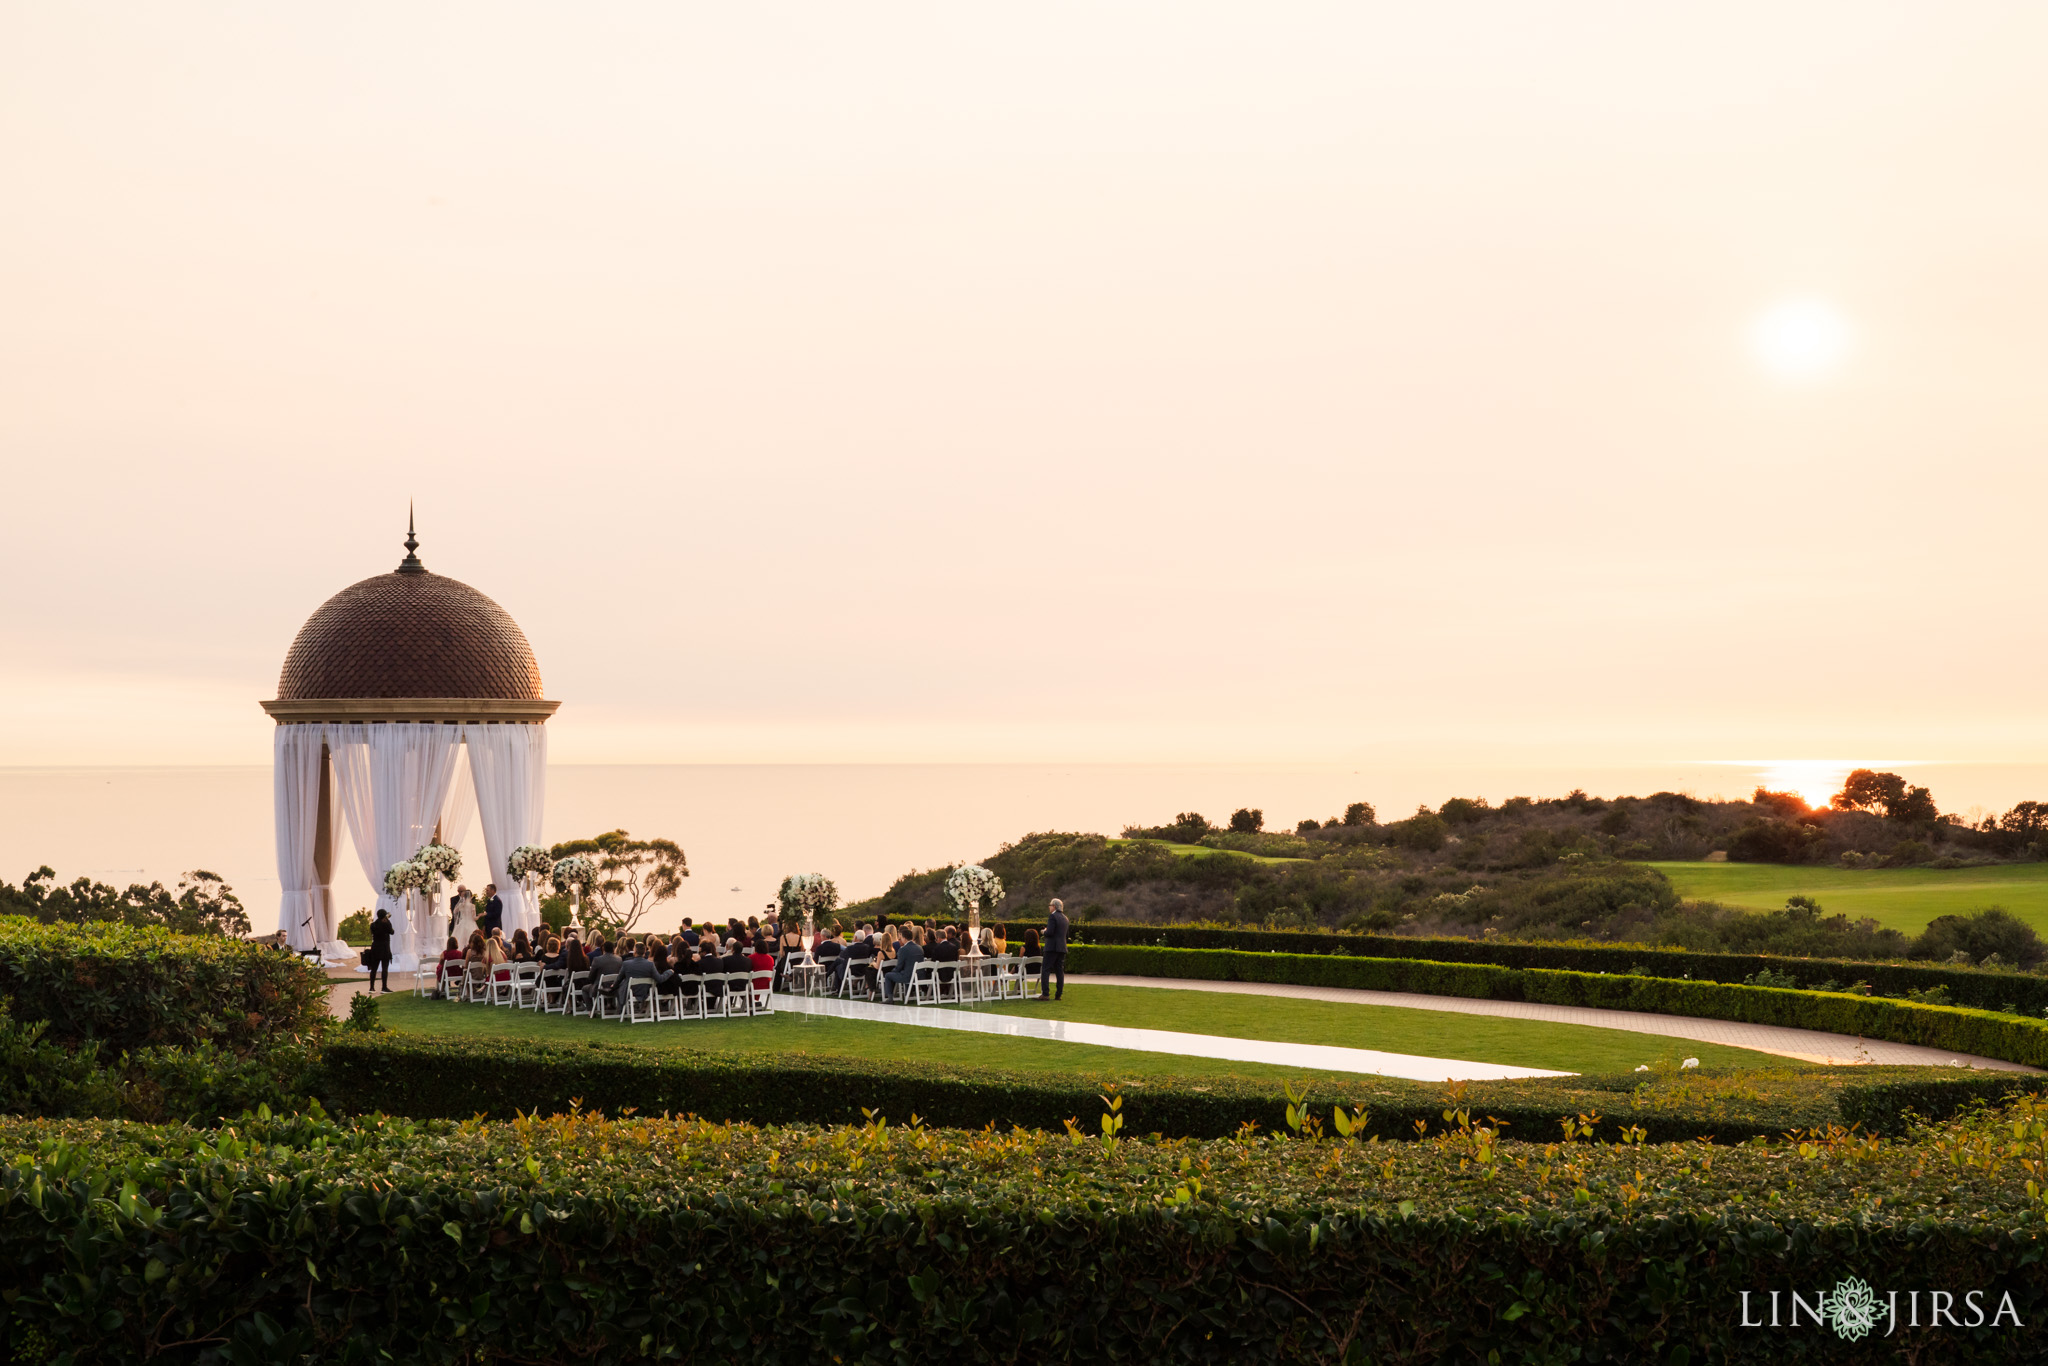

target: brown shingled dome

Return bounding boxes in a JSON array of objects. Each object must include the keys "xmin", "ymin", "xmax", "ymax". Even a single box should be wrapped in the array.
[{"xmin": 277, "ymin": 566, "xmax": 543, "ymax": 701}]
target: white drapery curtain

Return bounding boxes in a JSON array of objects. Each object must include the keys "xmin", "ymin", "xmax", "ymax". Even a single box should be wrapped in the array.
[
  {"xmin": 329, "ymin": 722, "xmax": 464, "ymax": 969},
  {"xmin": 466, "ymin": 722, "xmax": 548, "ymax": 936},
  {"xmin": 438, "ymin": 756, "xmax": 477, "ymax": 861},
  {"xmin": 272, "ymin": 724, "xmax": 335, "ymax": 951}
]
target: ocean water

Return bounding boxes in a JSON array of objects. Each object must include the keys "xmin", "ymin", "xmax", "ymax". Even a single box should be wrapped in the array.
[{"xmin": 2, "ymin": 761, "xmax": 2042, "ymax": 936}]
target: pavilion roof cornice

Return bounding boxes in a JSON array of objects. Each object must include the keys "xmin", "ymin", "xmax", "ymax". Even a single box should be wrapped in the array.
[{"xmin": 259, "ymin": 698, "xmax": 561, "ymax": 724}]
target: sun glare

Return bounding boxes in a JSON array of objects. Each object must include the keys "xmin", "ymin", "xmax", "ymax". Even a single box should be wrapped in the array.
[
  {"xmin": 1750, "ymin": 298, "xmax": 1852, "ymax": 381},
  {"xmin": 1753, "ymin": 760, "xmax": 1851, "ymax": 810}
]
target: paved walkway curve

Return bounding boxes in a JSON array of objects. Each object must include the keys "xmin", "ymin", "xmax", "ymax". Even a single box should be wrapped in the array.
[{"xmin": 1079, "ymin": 974, "xmax": 2040, "ymax": 1073}]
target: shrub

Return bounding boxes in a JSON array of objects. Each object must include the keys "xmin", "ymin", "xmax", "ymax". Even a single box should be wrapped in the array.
[
  {"xmin": 1384, "ymin": 807, "xmax": 1449, "ymax": 852},
  {"xmin": 0, "ymin": 917, "xmax": 328, "ymax": 1050},
  {"xmin": 1035, "ymin": 920, "xmax": 2048, "ymax": 1014},
  {"xmin": 1119, "ymin": 812, "xmax": 1213, "ymax": 843},
  {"xmin": 336, "ymin": 908, "xmax": 371, "ymax": 942},
  {"xmin": 1725, "ymin": 817, "xmax": 1826, "ymax": 863},
  {"xmin": 1913, "ymin": 907, "xmax": 2046, "ymax": 968},
  {"xmin": 1228, "ymin": 807, "xmax": 1264, "ymax": 833},
  {"xmin": 6, "ymin": 1100, "xmax": 2048, "ymax": 1364}
]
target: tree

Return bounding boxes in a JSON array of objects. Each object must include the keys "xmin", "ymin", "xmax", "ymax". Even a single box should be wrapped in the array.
[
  {"xmin": 1228, "ymin": 808, "xmax": 1264, "ymax": 833},
  {"xmin": 0, "ymin": 866, "xmax": 248, "ymax": 936},
  {"xmin": 1830, "ymin": 769, "xmax": 1934, "ymax": 821},
  {"xmin": 1751, "ymin": 788, "xmax": 1808, "ymax": 820},
  {"xmin": 547, "ymin": 830, "xmax": 687, "ymax": 936},
  {"xmin": 1438, "ymin": 797, "xmax": 1489, "ymax": 826},
  {"xmin": 2000, "ymin": 802, "xmax": 2048, "ymax": 841},
  {"xmin": 1342, "ymin": 802, "xmax": 1375, "ymax": 827},
  {"xmin": 1294, "ymin": 819, "xmax": 1319, "ymax": 836}
]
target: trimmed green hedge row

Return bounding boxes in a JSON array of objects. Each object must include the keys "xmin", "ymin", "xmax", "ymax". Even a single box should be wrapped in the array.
[
  {"xmin": 5, "ymin": 1101, "xmax": 2047, "ymax": 1363},
  {"xmin": 0, "ymin": 916, "xmax": 328, "ymax": 1050},
  {"xmin": 1013, "ymin": 920, "xmax": 2048, "ymax": 1013},
  {"xmin": 316, "ymin": 1033, "xmax": 2048, "ymax": 1143},
  {"xmin": 1070, "ymin": 943, "xmax": 2048, "ymax": 1067}
]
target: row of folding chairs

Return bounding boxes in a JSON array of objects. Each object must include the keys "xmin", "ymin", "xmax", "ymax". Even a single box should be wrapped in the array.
[
  {"xmin": 780, "ymin": 953, "xmax": 1044, "ymax": 1005},
  {"xmin": 435, "ymin": 960, "xmax": 775, "ymax": 1022}
]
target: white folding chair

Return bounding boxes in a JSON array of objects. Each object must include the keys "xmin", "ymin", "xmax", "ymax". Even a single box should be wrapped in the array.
[
  {"xmin": 907, "ymin": 962, "xmax": 939, "ymax": 1006},
  {"xmin": 540, "ymin": 969, "xmax": 569, "ymax": 1014},
  {"xmin": 593, "ymin": 973, "xmax": 623, "ymax": 1021},
  {"xmin": 716, "ymin": 972, "xmax": 751, "ymax": 1017},
  {"xmin": 1020, "ymin": 957, "xmax": 1044, "ymax": 999},
  {"xmin": 567, "ymin": 972, "xmax": 598, "ymax": 1017},
  {"xmin": 837, "ymin": 958, "xmax": 873, "ymax": 999},
  {"xmin": 674, "ymin": 976, "xmax": 706, "ymax": 1020},
  {"xmin": 621, "ymin": 976, "xmax": 657, "ymax": 1024},
  {"xmin": 412, "ymin": 959, "xmax": 436, "ymax": 998},
  {"xmin": 462, "ymin": 962, "xmax": 490, "ymax": 1003},
  {"xmin": 508, "ymin": 963, "xmax": 544, "ymax": 1009},
  {"xmin": 749, "ymin": 971, "xmax": 775, "ymax": 1015}
]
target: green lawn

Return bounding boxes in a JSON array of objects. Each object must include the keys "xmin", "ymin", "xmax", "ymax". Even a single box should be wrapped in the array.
[
  {"xmin": 1654, "ymin": 861, "xmax": 2048, "ymax": 935},
  {"xmin": 377, "ymin": 980, "xmax": 1780, "ymax": 1078},
  {"xmin": 977, "ymin": 984, "xmax": 1777, "ymax": 1074}
]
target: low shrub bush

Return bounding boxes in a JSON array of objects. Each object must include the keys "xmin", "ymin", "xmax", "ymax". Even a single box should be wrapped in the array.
[
  {"xmin": 0, "ymin": 1000, "xmax": 318, "ymax": 1124},
  {"xmin": 6, "ymin": 1100, "xmax": 2048, "ymax": 1363},
  {"xmin": 1068, "ymin": 944, "xmax": 2048, "ymax": 1067},
  {"xmin": 315, "ymin": 1034, "xmax": 2046, "ymax": 1143},
  {"xmin": 0, "ymin": 916, "xmax": 328, "ymax": 1050},
  {"xmin": 1025, "ymin": 920, "xmax": 2048, "ymax": 1014}
]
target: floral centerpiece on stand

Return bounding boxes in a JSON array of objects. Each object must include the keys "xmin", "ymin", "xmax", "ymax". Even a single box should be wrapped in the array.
[
  {"xmin": 508, "ymin": 844, "xmax": 555, "ymax": 931},
  {"xmin": 381, "ymin": 859, "xmax": 427, "ymax": 957},
  {"xmin": 412, "ymin": 841, "xmax": 462, "ymax": 936},
  {"xmin": 550, "ymin": 854, "xmax": 598, "ymax": 929},
  {"xmin": 777, "ymin": 873, "xmax": 839, "ymax": 945},
  {"xmin": 945, "ymin": 864, "xmax": 1004, "ymax": 951}
]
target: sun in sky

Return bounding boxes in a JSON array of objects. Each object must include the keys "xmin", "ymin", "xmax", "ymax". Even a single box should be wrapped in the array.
[{"xmin": 1750, "ymin": 297, "xmax": 1854, "ymax": 381}]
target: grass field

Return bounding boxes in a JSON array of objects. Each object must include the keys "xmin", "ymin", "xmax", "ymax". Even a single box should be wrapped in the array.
[
  {"xmin": 1654, "ymin": 860, "xmax": 2048, "ymax": 934},
  {"xmin": 376, "ymin": 982, "xmax": 1780, "ymax": 1077}
]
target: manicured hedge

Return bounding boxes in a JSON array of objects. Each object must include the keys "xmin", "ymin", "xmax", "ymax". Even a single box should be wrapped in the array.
[
  {"xmin": 1069, "ymin": 943, "xmax": 2048, "ymax": 1068},
  {"xmin": 1015, "ymin": 920, "xmax": 2048, "ymax": 1013},
  {"xmin": 5, "ymin": 1102, "xmax": 2047, "ymax": 1363},
  {"xmin": 316, "ymin": 1033, "xmax": 2047, "ymax": 1144},
  {"xmin": 0, "ymin": 916, "xmax": 328, "ymax": 1051}
]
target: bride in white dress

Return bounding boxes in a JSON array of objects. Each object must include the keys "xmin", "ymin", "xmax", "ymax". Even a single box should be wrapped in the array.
[{"xmin": 449, "ymin": 886, "xmax": 479, "ymax": 944}]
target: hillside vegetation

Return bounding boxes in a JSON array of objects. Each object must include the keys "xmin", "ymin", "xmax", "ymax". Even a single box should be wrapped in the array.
[{"xmin": 845, "ymin": 780, "xmax": 2048, "ymax": 963}]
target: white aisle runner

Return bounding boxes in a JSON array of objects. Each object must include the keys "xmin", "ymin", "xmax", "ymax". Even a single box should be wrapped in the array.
[{"xmin": 773, "ymin": 993, "xmax": 1570, "ymax": 1082}]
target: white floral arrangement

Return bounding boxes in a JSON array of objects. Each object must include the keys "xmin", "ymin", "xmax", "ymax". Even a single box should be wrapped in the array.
[
  {"xmin": 412, "ymin": 841, "xmax": 463, "ymax": 883},
  {"xmin": 382, "ymin": 860, "xmax": 426, "ymax": 897},
  {"xmin": 550, "ymin": 854, "xmax": 598, "ymax": 898},
  {"xmin": 945, "ymin": 864, "xmax": 1004, "ymax": 917},
  {"xmin": 507, "ymin": 844, "xmax": 554, "ymax": 880},
  {"xmin": 777, "ymin": 873, "xmax": 839, "ymax": 922}
]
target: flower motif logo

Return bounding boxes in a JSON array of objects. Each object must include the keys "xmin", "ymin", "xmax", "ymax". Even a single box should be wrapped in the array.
[{"xmin": 1827, "ymin": 1277, "xmax": 1880, "ymax": 1342}]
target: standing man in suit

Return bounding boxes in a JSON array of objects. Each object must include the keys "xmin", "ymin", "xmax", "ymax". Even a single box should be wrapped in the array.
[
  {"xmin": 480, "ymin": 884, "xmax": 505, "ymax": 939},
  {"xmin": 1036, "ymin": 898, "xmax": 1069, "ymax": 1002}
]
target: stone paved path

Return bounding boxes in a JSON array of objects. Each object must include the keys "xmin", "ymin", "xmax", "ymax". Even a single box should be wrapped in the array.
[{"xmin": 1079, "ymin": 974, "xmax": 2037, "ymax": 1072}]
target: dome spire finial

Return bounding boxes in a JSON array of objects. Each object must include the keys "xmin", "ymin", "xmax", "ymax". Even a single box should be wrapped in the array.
[{"xmin": 398, "ymin": 503, "xmax": 425, "ymax": 573}]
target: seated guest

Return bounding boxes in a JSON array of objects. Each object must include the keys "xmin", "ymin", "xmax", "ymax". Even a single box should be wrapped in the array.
[
  {"xmin": 510, "ymin": 928, "xmax": 535, "ymax": 963},
  {"xmin": 586, "ymin": 939, "xmax": 624, "ymax": 1001},
  {"xmin": 837, "ymin": 928, "xmax": 874, "ymax": 993},
  {"xmin": 679, "ymin": 917, "xmax": 699, "ymax": 949},
  {"xmin": 929, "ymin": 926, "xmax": 961, "ymax": 989},
  {"xmin": 482, "ymin": 928, "xmax": 511, "ymax": 979},
  {"xmin": 561, "ymin": 937, "xmax": 592, "ymax": 1000},
  {"xmin": 747, "ymin": 939, "xmax": 776, "ymax": 992},
  {"xmin": 672, "ymin": 941, "xmax": 705, "ymax": 1001},
  {"xmin": 977, "ymin": 927, "xmax": 999, "ymax": 958},
  {"xmin": 881, "ymin": 928, "xmax": 924, "ymax": 1003},
  {"xmin": 434, "ymin": 936, "xmax": 465, "ymax": 997},
  {"xmin": 1023, "ymin": 928, "xmax": 1040, "ymax": 958},
  {"xmin": 650, "ymin": 940, "xmax": 681, "ymax": 995},
  {"xmin": 541, "ymin": 937, "xmax": 566, "ymax": 969},
  {"xmin": 612, "ymin": 939, "xmax": 657, "ymax": 1010}
]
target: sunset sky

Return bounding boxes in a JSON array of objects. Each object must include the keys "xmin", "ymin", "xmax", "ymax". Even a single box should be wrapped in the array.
[{"xmin": 4, "ymin": 3, "xmax": 2045, "ymax": 771}]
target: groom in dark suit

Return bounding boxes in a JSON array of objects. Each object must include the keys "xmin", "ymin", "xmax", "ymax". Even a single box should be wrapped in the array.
[{"xmin": 480, "ymin": 884, "xmax": 505, "ymax": 937}]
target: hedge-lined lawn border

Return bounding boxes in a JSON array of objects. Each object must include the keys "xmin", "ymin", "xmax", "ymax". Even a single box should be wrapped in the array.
[
  {"xmin": 1068, "ymin": 943, "xmax": 2048, "ymax": 1068},
  {"xmin": 316, "ymin": 1033, "xmax": 2048, "ymax": 1143},
  {"xmin": 4, "ymin": 1102, "xmax": 2046, "ymax": 1364},
  {"xmin": 994, "ymin": 920, "xmax": 2048, "ymax": 1014},
  {"xmin": 0, "ymin": 917, "xmax": 328, "ymax": 1051}
]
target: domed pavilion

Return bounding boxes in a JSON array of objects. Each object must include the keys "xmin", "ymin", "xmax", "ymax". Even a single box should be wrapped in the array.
[{"xmin": 261, "ymin": 516, "xmax": 558, "ymax": 967}]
